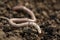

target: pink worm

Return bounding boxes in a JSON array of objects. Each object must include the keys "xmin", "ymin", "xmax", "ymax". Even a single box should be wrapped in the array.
[
  {"xmin": 0, "ymin": 5, "xmax": 41, "ymax": 34},
  {"xmin": 0, "ymin": 17, "xmax": 41, "ymax": 34},
  {"xmin": 10, "ymin": 6, "xmax": 41, "ymax": 34},
  {"xmin": 13, "ymin": 6, "xmax": 36, "ymax": 22},
  {"xmin": 9, "ymin": 18, "xmax": 41, "ymax": 34},
  {"xmin": 9, "ymin": 19, "xmax": 41, "ymax": 34}
]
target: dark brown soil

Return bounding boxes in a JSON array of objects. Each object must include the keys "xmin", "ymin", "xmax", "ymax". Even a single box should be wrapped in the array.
[{"xmin": 0, "ymin": 0, "xmax": 60, "ymax": 40}]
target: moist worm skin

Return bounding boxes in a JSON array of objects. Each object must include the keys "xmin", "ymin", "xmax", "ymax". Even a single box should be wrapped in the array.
[
  {"xmin": 0, "ymin": 16, "xmax": 9, "ymax": 21},
  {"xmin": 9, "ymin": 19, "xmax": 41, "ymax": 34},
  {"xmin": 10, "ymin": 18, "xmax": 36, "ymax": 22},
  {"xmin": 0, "ymin": 17, "xmax": 41, "ymax": 34},
  {"xmin": 9, "ymin": 18, "xmax": 35, "ymax": 27},
  {"xmin": 13, "ymin": 6, "xmax": 36, "ymax": 22},
  {"xmin": 0, "ymin": 6, "xmax": 41, "ymax": 34}
]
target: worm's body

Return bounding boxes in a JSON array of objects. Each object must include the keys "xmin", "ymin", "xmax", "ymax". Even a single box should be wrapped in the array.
[
  {"xmin": 9, "ymin": 19, "xmax": 41, "ymax": 34},
  {"xmin": 0, "ymin": 6, "xmax": 41, "ymax": 34},
  {"xmin": 13, "ymin": 6, "xmax": 36, "ymax": 22}
]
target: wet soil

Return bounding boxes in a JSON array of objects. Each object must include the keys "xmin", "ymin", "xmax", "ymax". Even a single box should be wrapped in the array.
[{"xmin": 0, "ymin": 0, "xmax": 60, "ymax": 40}]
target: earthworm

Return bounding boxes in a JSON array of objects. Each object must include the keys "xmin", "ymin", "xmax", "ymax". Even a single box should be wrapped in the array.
[
  {"xmin": 9, "ymin": 19, "xmax": 41, "ymax": 34},
  {"xmin": 13, "ymin": 5, "xmax": 36, "ymax": 22},
  {"xmin": 0, "ymin": 16, "xmax": 9, "ymax": 21},
  {"xmin": 11, "ymin": 5, "xmax": 41, "ymax": 33},
  {"xmin": 0, "ymin": 5, "xmax": 41, "ymax": 34},
  {"xmin": 0, "ymin": 17, "xmax": 41, "ymax": 33}
]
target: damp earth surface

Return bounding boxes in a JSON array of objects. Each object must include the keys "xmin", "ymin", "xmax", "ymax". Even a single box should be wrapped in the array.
[{"xmin": 0, "ymin": 0, "xmax": 60, "ymax": 40}]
